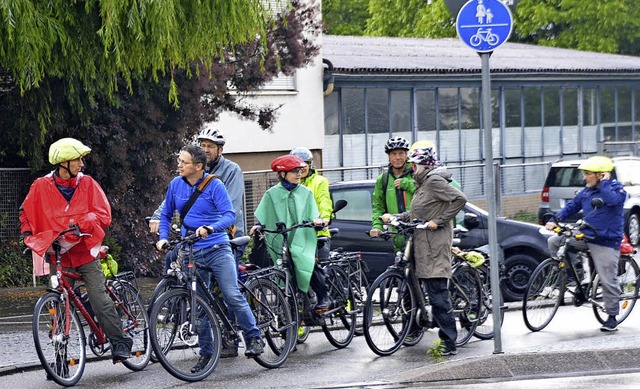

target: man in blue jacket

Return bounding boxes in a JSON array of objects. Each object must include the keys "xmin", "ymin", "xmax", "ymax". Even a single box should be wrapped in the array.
[
  {"xmin": 150, "ymin": 127, "xmax": 246, "ymax": 262},
  {"xmin": 156, "ymin": 145, "xmax": 263, "ymax": 372},
  {"xmin": 545, "ymin": 156, "xmax": 627, "ymax": 332}
]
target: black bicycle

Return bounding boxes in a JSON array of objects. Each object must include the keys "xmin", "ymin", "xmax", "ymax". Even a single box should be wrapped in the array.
[
  {"xmin": 147, "ymin": 233, "xmax": 295, "ymax": 382},
  {"xmin": 363, "ymin": 219, "xmax": 482, "ymax": 356},
  {"xmin": 258, "ymin": 220, "xmax": 357, "ymax": 349},
  {"xmin": 522, "ymin": 218, "xmax": 639, "ymax": 332}
]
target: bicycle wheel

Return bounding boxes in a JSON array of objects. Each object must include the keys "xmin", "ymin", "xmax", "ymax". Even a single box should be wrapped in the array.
[
  {"xmin": 147, "ymin": 277, "xmax": 178, "ymax": 363},
  {"xmin": 322, "ymin": 264, "xmax": 356, "ymax": 348},
  {"xmin": 592, "ymin": 255, "xmax": 640, "ymax": 324},
  {"xmin": 363, "ymin": 270, "xmax": 415, "ymax": 356},
  {"xmin": 450, "ymin": 265, "xmax": 482, "ymax": 347},
  {"xmin": 111, "ymin": 280, "xmax": 152, "ymax": 371},
  {"xmin": 244, "ymin": 278, "xmax": 295, "ymax": 368},
  {"xmin": 350, "ymin": 268, "xmax": 369, "ymax": 336},
  {"xmin": 473, "ymin": 267, "xmax": 505, "ymax": 340},
  {"xmin": 149, "ymin": 288, "xmax": 221, "ymax": 382},
  {"xmin": 33, "ymin": 292, "xmax": 86, "ymax": 387},
  {"xmin": 522, "ymin": 258, "xmax": 565, "ymax": 332}
]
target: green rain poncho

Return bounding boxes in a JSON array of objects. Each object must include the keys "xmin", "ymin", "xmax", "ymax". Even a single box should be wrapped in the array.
[{"xmin": 254, "ymin": 183, "xmax": 320, "ymax": 293}]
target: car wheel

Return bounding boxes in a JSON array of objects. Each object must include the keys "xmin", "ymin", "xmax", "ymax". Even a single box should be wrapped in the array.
[
  {"xmin": 627, "ymin": 213, "xmax": 640, "ymax": 246},
  {"xmin": 500, "ymin": 254, "xmax": 539, "ymax": 302}
]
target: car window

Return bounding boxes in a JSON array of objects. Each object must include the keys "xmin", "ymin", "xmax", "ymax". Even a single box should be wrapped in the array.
[
  {"xmin": 546, "ymin": 166, "xmax": 584, "ymax": 187},
  {"xmin": 332, "ymin": 187, "xmax": 373, "ymax": 222},
  {"xmin": 614, "ymin": 160, "xmax": 640, "ymax": 186}
]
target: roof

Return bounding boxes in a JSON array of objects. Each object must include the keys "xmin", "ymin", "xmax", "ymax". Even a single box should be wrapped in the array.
[{"xmin": 322, "ymin": 35, "xmax": 640, "ymax": 75}]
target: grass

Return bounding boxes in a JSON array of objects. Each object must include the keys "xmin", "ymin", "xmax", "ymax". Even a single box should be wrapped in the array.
[{"xmin": 426, "ymin": 339, "xmax": 446, "ymax": 363}]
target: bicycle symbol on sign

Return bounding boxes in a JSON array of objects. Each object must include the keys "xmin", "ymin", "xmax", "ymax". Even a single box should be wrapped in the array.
[{"xmin": 470, "ymin": 28, "xmax": 499, "ymax": 47}]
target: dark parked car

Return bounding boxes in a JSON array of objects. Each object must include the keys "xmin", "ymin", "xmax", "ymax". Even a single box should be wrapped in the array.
[{"xmin": 329, "ymin": 180, "xmax": 551, "ymax": 301}]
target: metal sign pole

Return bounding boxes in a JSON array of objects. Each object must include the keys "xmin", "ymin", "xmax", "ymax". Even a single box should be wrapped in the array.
[{"xmin": 480, "ymin": 51, "xmax": 503, "ymax": 354}]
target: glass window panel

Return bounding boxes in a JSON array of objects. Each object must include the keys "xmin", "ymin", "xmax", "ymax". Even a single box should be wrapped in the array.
[
  {"xmin": 390, "ymin": 89, "xmax": 411, "ymax": 134},
  {"xmin": 416, "ymin": 89, "xmax": 436, "ymax": 132},
  {"xmin": 460, "ymin": 128, "xmax": 482, "ymax": 161},
  {"xmin": 619, "ymin": 86, "xmax": 632, "ymax": 124},
  {"xmin": 460, "ymin": 87, "xmax": 480, "ymax": 130},
  {"xmin": 562, "ymin": 126, "xmax": 579, "ymax": 154},
  {"xmin": 562, "ymin": 88, "xmax": 578, "ymax": 127},
  {"xmin": 543, "ymin": 87, "xmax": 561, "ymax": 128},
  {"xmin": 342, "ymin": 88, "xmax": 364, "ymax": 135},
  {"xmin": 438, "ymin": 88, "xmax": 459, "ymax": 131},
  {"xmin": 367, "ymin": 88, "xmax": 389, "ymax": 134},
  {"xmin": 600, "ymin": 86, "xmax": 616, "ymax": 125},
  {"xmin": 524, "ymin": 87, "xmax": 542, "ymax": 127},
  {"xmin": 583, "ymin": 88, "xmax": 598, "ymax": 127},
  {"xmin": 504, "ymin": 88, "xmax": 522, "ymax": 128},
  {"xmin": 543, "ymin": 127, "xmax": 561, "ymax": 155},
  {"xmin": 323, "ymin": 92, "xmax": 340, "ymax": 168}
]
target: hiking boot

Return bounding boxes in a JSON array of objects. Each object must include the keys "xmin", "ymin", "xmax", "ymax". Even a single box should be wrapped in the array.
[
  {"xmin": 220, "ymin": 345, "xmax": 238, "ymax": 358},
  {"xmin": 112, "ymin": 342, "xmax": 131, "ymax": 363},
  {"xmin": 600, "ymin": 315, "xmax": 618, "ymax": 332},
  {"xmin": 191, "ymin": 354, "xmax": 212, "ymax": 373},
  {"xmin": 244, "ymin": 337, "xmax": 264, "ymax": 358}
]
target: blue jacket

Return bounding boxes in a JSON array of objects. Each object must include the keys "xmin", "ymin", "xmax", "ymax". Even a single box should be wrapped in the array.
[
  {"xmin": 554, "ymin": 179, "xmax": 627, "ymax": 249},
  {"xmin": 159, "ymin": 173, "xmax": 236, "ymax": 249},
  {"xmin": 152, "ymin": 155, "xmax": 246, "ymax": 236}
]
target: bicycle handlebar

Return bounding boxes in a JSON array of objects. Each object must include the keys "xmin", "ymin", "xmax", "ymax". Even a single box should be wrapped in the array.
[
  {"xmin": 554, "ymin": 220, "xmax": 599, "ymax": 241},
  {"xmin": 257, "ymin": 220, "xmax": 317, "ymax": 235}
]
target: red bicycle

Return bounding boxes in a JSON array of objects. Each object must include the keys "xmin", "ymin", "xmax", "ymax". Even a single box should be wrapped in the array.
[{"xmin": 31, "ymin": 226, "xmax": 151, "ymax": 387}]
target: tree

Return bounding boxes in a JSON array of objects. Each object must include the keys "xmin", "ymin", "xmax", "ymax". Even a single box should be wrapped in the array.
[
  {"xmin": 366, "ymin": 0, "xmax": 455, "ymax": 38},
  {"xmin": 514, "ymin": 0, "xmax": 640, "ymax": 54},
  {"xmin": 322, "ymin": 0, "xmax": 369, "ymax": 35},
  {"xmin": 1, "ymin": 1, "xmax": 321, "ymax": 275},
  {"xmin": 361, "ymin": 0, "xmax": 640, "ymax": 55}
]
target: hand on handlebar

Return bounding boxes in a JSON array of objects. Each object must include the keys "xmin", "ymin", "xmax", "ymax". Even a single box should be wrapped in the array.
[
  {"xmin": 196, "ymin": 225, "xmax": 213, "ymax": 238},
  {"xmin": 369, "ymin": 228, "xmax": 382, "ymax": 238},
  {"xmin": 156, "ymin": 239, "xmax": 169, "ymax": 251},
  {"xmin": 545, "ymin": 221, "xmax": 558, "ymax": 231}
]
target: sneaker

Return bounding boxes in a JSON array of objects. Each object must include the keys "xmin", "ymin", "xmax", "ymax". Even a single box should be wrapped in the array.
[
  {"xmin": 244, "ymin": 337, "xmax": 264, "ymax": 358},
  {"xmin": 600, "ymin": 315, "xmax": 618, "ymax": 332},
  {"xmin": 441, "ymin": 344, "xmax": 458, "ymax": 356},
  {"xmin": 191, "ymin": 354, "xmax": 212, "ymax": 373},
  {"xmin": 220, "ymin": 346, "xmax": 238, "ymax": 358},
  {"xmin": 112, "ymin": 342, "xmax": 131, "ymax": 363}
]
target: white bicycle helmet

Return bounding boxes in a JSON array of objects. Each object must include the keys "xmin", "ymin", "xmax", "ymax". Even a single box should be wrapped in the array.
[
  {"xmin": 197, "ymin": 127, "xmax": 225, "ymax": 145},
  {"xmin": 384, "ymin": 137, "xmax": 410, "ymax": 153}
]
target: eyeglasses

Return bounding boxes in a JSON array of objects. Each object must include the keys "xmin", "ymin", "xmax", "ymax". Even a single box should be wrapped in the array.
[
  {"xmin": 289, "ymin": 168, "xmax": 305, "ymax": 175},
  {"xmin": 177, "ymin": 158, "xmax": 194, "ymax": 166}
]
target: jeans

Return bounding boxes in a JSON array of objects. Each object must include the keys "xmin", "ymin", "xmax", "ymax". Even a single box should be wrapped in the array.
[
  {"xmin": 422, "ymin": 277, "xmax": 457, "ymax": 349},
  {"xmin": 193, "ymin": 244, "xmax": 260, "ymax": 356}
]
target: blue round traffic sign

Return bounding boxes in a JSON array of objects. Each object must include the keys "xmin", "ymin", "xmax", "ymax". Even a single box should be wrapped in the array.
[{"xmin": 455, "ymin": 0, "xmax": 513, "ymax": 52}]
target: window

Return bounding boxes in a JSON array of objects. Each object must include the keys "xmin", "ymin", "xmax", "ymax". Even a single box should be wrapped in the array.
[{"xmin": 331, "ymin": 188, "xmax": 373, "ymax": 222}]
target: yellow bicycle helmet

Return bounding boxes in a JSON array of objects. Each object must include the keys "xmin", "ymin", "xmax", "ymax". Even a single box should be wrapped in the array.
[
  {"xmin": 577, "ymin": 156, "xmax": 614, "ymax": 173},
  {"xmin": 48, "ymin": 138, "xmax": 91, "ymax": 165},
  {"xmin": 409, "ymin": 140, "xmax": 436, "ymax": 152}
]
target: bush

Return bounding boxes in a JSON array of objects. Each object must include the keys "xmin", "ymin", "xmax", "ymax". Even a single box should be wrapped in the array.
[
  {"xmin": 0, "ymin": 239, "xmax": 36, "ymax": 287},
  {"xmin": 510, "ymin": 210, "xmax": 538, "ymax": 224}
]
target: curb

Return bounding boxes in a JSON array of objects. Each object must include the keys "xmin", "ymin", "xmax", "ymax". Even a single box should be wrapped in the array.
[{"xmin": 394, "ymin": 347, "xmax": 640, "ymax": 385}]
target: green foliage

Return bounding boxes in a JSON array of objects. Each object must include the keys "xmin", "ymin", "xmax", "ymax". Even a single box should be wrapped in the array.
[
  {"xmin": 0, "ymin": 239, "xmax": 34, "ymax": 288},
  {"xmin": 510, "ymin": 210, "xmax": 538, "ymax": 224},
  {"xmin": 366, "ymin": 0, "xmax": 455, "ymax": 38},
  {"xmin": 514, "ymin": 0, "xmax": 640, "ymax": 54},
  {"xmin": 322, "ymin": 0, "xmax": 369, "ymax": 35},
  {"xmin": 426, "ymin": 339, "xmax": 445, "ymax": 363}
]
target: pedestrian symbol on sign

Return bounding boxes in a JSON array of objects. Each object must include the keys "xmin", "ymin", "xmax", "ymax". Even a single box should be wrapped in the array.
[{"xmin": 456, "ymin": 0, "xmax": 513, "ymax": 53}]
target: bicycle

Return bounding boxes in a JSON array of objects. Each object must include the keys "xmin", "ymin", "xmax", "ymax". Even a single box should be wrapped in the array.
[
  {"xmin": 522, "ymin": 217, "xmax": 640, "ymax": 332},
  {"xmin": 325, "ymin": 247, "xmax": 369, "ymax": 336},
  {"xmin": 258, "ymin": 220, "xmax": 357, "ymax": 349},
  {"xmin": 31, "ymin": 226, "xmax": 151, "ymax": 387},
  {"xmin": 147, "ymin": 232, "xmax": 295, "ymax": 382},
  {"xmin": 450, "ymin": 244, "xmax": 506, "ymax": 340},
  {"xmin": 362, "ymin": 219, "xmax": 482, "ymax": 356}
]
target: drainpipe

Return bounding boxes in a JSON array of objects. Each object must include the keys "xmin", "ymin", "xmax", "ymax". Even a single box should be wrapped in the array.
[{"xmin": 323, "ymin": 58, "xmax": 334, "ymax": 96}]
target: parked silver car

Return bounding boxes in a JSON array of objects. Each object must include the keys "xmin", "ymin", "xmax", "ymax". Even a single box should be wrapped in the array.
[
  {"xmin": 537, "ymin": 156, "xmax": 640, "ymax": 245},
  {"xmin": 330, "ymin": 180, "xmax": 550, "ymax": 302}
]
